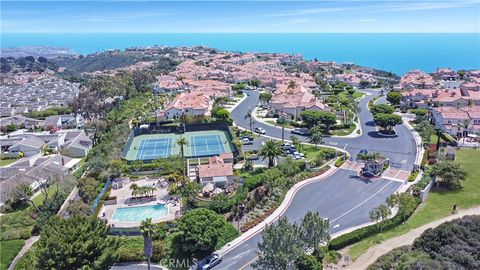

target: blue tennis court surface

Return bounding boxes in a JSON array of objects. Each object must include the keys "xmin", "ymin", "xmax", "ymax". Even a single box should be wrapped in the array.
[
  {"xmin": 135, "ymin": 137, "xmax": 173, "ymax": 160},
  {"xmin": 190, "ymin": 134, "xmax": 226, "ymax": 156}
]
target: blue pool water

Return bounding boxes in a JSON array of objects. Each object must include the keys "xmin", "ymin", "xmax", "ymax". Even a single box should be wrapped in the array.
[{"xmin": 112, "ymin": 204, "xmax": 168, "ymax": 222}]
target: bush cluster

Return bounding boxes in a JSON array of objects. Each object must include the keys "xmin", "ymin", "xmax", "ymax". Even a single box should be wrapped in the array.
[{"xmin": 329, "ymin": 196, "xmax": 420, "ymax": 250}]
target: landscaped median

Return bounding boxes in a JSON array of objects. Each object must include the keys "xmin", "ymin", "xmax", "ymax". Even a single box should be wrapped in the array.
[{"xmin": 343, "ymin": 148, "xmax": 480, "ymax": 261}]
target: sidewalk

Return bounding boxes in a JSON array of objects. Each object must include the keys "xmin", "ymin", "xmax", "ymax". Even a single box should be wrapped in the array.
[
  {"xmin": 8, "ymin": 236, "xmax": 40, "ymax": 270},
  {"xmin": 345, "ymin": 206, "xmax": 480, "ymax": 270}
]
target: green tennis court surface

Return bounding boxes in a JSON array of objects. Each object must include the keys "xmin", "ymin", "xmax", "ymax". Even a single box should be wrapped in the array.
[{"xmin": 125, "ymin": 130, "xmax": 233, "ymax": 161}]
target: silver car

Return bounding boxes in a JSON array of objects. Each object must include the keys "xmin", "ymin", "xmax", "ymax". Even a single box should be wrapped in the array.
[{"xmin": 197, "ymin": 253, "xmax": 222, "ymax": 270}]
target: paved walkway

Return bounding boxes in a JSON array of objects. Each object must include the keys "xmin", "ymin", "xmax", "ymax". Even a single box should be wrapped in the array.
[
  {"xmin": 8, "ymin": 236, "xmax": 40, "ymax": 270},
  {"xmin": 345, "ymin": 207, "xmax": 480, "ymax": 270}
]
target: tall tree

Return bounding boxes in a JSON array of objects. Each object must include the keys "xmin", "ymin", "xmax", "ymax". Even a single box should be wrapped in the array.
[
  {"xmin": 259, "ymin": 92, "xmax": 273, "ymax": 105},
  {"xmin": 176, "ymin": 137, "xmax": 188, "ymax": 184},
  {"xmin": 386, "ymin": 91, "xmax": 402, "ymax": 105},
  {"xmin": 371, "ymin": 104, "xmax": 395, "ymax": 115},
  {"xmin": 244, "ymin": 109, "xmax": 255, "ymax": 134},
  {"xmin": 171, "ymin": 208, "xmax": 238, "ymax": 259},
  {"xmin": 259, "ymin": 139, "xmax": 283, "ymax": 167},
  {"xmin": 309, "ymin": 125, "xmax": 324, "ymax": 148},
  {"xmin": 255, "ymin": 218, "xmax": 304, "ymax": 270},
  {"xmin": 429, "ymin": 162, "xmax": 466, "ymax": 190},
  {"xmin": 373, "ymin": 113, "xmax": 403, "ymax": 133},
  {"xmin": 369, "ymin": 204, "xmax": 391, "ymax": 231},
  {"xmin": 301, "ymin": 211, "xmax": 330, "ymax": 252},
  {"xmin": 36, "ymin": 216, "xmax": 118, "ymax": 270},
  {"xmin": 140, "ymin": 218, "xmax": 155, "ymax": 270}
]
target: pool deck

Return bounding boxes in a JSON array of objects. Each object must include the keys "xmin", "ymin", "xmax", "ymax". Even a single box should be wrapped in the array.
[{"xmin": 99, "ymin": 178, "xmax": 181, "ymax": 228}]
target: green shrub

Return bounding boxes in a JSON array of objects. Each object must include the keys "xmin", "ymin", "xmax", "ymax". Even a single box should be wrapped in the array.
[
  {"xmin": 115, "ymin": 236, "xmax": 144, "ymax": 262},
  {"xmin": 407, "ymin": 171, "xmax": 419, "ymax": 182},
  {"xmin": 295, "ymin": 254, "xmax": 323, "ymax": 270},
  {"xmin": 325, "ymin": 250, "xmax": 342, "ymax": 264},
  {"xmin": 334, "ymin": 157, "xmax": 345, "ymax": 167},
  {"xmin": 329, "ymin": 198, "xmax": 420, "ymax": 250}
]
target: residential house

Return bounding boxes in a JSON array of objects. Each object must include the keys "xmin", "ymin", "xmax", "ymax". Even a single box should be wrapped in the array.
[
  {"xmin": 60, "ymin": 130, "xmax": 93, "ymax": 157},
  {"xmin": 430, "ymin": 106, "xmax": 480, "ymax": 137},
  {"xmin": 164, "ymin": 92, "xmax": 213, "ymax": 118},
  {"xmin": 400, "ymin": 70, "xmax": 435, "ymax": 90},
  {"xmin": 270, "ymin": 84, "xmax": 330, "ymax": 119},
  {"xmin": 5, "ymin": 136, "xmax": 46, "ymax": 157},
  {"xmin": 432, "ymin": 68, "xmax": 460, "ymax": 81}
]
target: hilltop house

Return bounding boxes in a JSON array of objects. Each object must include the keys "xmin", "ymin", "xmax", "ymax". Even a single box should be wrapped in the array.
[{"xmin": 164, "ymin": 92, "xmax": 213, "ymax": 118}]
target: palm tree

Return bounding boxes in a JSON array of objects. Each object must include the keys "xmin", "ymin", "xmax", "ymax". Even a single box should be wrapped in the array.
[
  {"xmin": 130, "ymin": 183, "xmax": 139, "ymax": 197},
  {"xmin": 244, "ymin": 109, "xmax": 254, "ymax": 134},
  {"xmin": 140, "ymin": 218, "xmax": 155, "ymax": 270},
  {"xmin": 233, "ymin": 138, "xmax": 243, "ymax": 153},
  {"xmin": 277, "ymin": 116, "xmax": 287, "ymax": 142},
  {"xmin": 176, "ymin": 137, "xmax": 188, "ymax": 184},
  {"xmin": 259, "ymin": 139, "xmax": 283, "ymax": 167}
]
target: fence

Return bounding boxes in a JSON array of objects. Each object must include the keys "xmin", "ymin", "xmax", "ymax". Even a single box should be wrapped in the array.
[
  {"xmin": 91, "ymin": 178, "xmax": 112, "ymax": 212},
  {"xmin": 419, "ymin": 178, "xmax": 435, "ymax": 202}
]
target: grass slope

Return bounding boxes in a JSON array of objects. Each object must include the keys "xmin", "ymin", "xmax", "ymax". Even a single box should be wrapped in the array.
[
  {"xmin": 0, "ymin": 240, "xmax": 25, "ymax": 270},
  {"xmin": 348, "ymin": 148, "xmax": 480, "ymax": 259}
]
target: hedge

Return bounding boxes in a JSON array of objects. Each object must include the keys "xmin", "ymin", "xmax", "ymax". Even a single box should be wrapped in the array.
[
  {"xmin": 328, "ymin": 199, "xmax": 420, "ymax": 250},
  {"xmin": 334, "ymin": 157, "xmax": 345, "ymax": 167}
]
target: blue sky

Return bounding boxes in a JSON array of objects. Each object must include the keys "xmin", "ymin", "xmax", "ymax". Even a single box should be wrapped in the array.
[{"xmin": 2, "ymin": 1, "xmax": 480, "ymax": 33}]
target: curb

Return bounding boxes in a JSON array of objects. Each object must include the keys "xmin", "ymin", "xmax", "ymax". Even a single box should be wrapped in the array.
[{"xmin": 218, "ymin": 162, "xmax": 340, "ymax": 256}]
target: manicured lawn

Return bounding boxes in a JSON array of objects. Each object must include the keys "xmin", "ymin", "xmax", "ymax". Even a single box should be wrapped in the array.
[
  {"xmin": 0, "ymin": 239, "xmax": 25, "ymax": 270},
  {"xmin": 330, "ymin": 124, "xmax": 356, "ymax": 136},
  {"xmin": 347, "ymin": 148, "xmax": 480, "ymax": 260},
  {"xmin": 338, "ymin": 91, "xmax": 365, "ymax": 100},
  {"xmin": 265, "ymin": 120, "xmax": 294, "ymax": 129},
  {"xmin": 0, "ymin": 158, "xmax": 19, "ymax": 167}
]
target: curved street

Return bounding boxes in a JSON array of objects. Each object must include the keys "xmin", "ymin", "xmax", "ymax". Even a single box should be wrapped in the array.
[{"xmin": 218, "ymin": 89, "xmax": 417, "ymax": 269}]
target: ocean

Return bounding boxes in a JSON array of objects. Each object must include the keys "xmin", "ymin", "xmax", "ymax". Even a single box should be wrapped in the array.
[{"xmin": 1, "ymin": 33, "xmax": 479, "ymax": 75}]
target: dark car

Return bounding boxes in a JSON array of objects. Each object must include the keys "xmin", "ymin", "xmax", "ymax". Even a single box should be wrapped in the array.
[
  {"xmin": 359, "ymin": 149, "xmax": 368, "ymax": 155},
  {"xmin": 197, "ymin": 253, "xmax": 222, "ymax": 270},
  {"xmin": 362, "ymin": 170, "xmax": 375, "ymax": 177}
]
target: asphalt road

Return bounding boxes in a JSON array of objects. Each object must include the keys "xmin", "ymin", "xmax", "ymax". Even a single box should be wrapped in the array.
[
  {"xmin": 231, "ymin": 89, "xmax": 417, "ymax": 170},
  {"xmin": 217, "ymin": 89, "xmax": 416, "ymax": 269}
]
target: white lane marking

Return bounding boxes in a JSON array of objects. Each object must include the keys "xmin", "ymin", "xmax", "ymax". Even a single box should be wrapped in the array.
[
  {"xmin": 344, "ymin": 143, "xmax": 348, "ymax": 150},
  {"xmin": 330, "ymin": 180, "xmax": 395, "ymax": 223},
  {"xmin": 329, "ymin": 142, "xmax": 338, "ymax": 146},
  {"xmin": 333, "ymin": 224, "xmax": 341, "ymax": 229},
  {"xmin": 401, "ymin": 159, "xmax": 407, "ymax": 164}
]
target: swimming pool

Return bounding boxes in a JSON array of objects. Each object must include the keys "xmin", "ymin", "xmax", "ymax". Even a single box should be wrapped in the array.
[{"xmin": 112, "ymin": 204, "xmax": 168, "ymax": 222}]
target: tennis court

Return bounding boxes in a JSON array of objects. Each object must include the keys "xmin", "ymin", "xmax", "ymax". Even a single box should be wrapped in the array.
[
  {"xmin": 135, "ymin": 137, "xmax": 173, "ymax": 160},
  {"xmin": 190, "ymin": 134, "xmax": 227, "ymax": 157},
  {"xmin": 124, "ymin": 130, "xmax": 234, "ymax": 161}
]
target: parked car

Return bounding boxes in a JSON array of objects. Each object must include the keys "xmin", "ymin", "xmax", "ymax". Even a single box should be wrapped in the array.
[
  {"xmin": 362, "ymin": 170, "xmax": 375, "ymax": 177},
  {"xmin": 241, "ymin": 136, "xmax": 254, "ymax": 141},
  {"xmin": 359, "ymin": 149, "xmax": 368, "ymax": 156},
  {"xmin": 197, "ymin": 253, "xmax": 222, "ymax": 270},
  {"xmin": 242, "ymin": 138, "xmax": 253, "ymax": 145},
  {"xmin": 293, "ymin": 154, "xmax": 302, "ymax": 160},
  {"xmin": 254, "ymin": 127, "xmax": 266, "ymax": 134},
  {"xmin": 281, "ymin": 143, "xmax": 293, "ymax": 149},
  {"xmin": 292, "ymin": 127, "xmax": 310, "ymax": 136}
]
